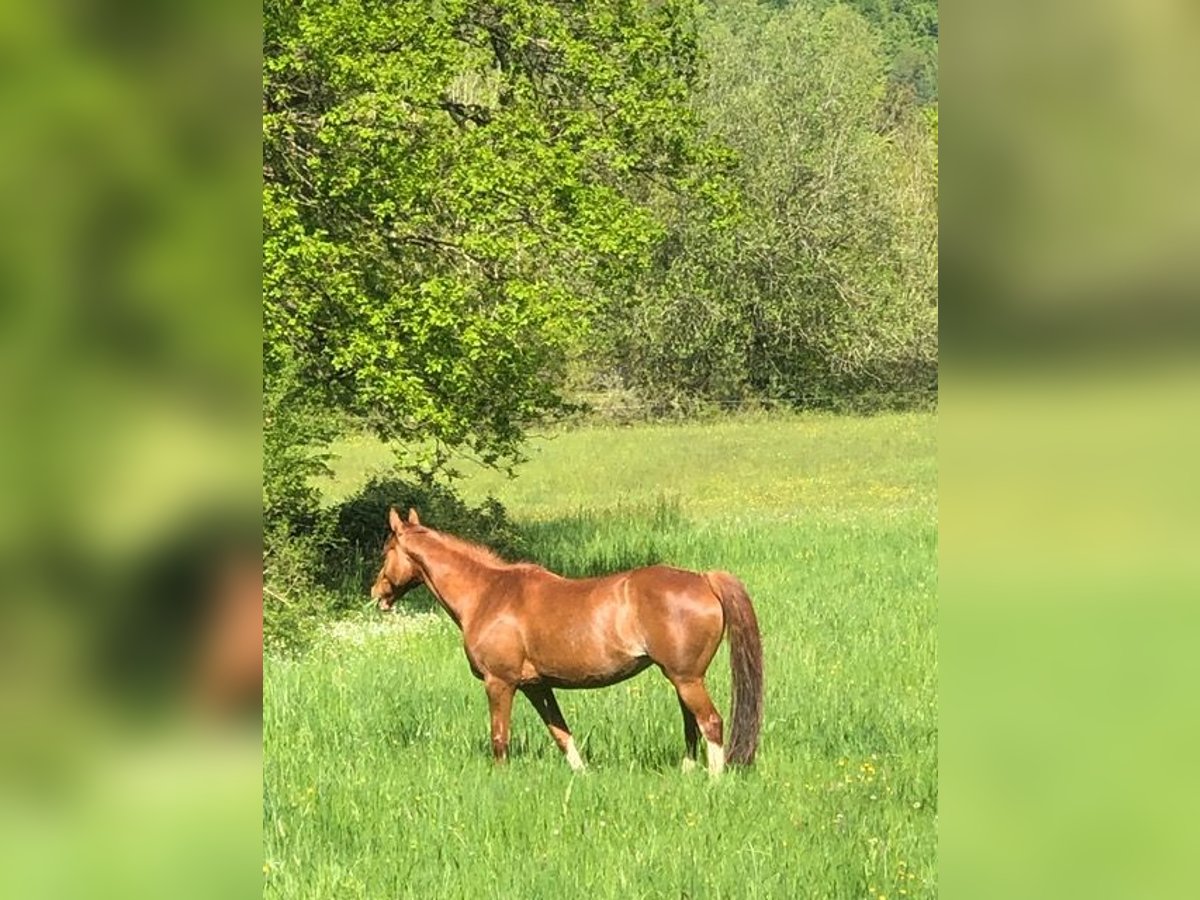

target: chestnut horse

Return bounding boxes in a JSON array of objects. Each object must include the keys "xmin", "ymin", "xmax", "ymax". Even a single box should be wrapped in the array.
[{"xmin": 371, "ymin": 508, "xmax": 763, "ymax": 776}]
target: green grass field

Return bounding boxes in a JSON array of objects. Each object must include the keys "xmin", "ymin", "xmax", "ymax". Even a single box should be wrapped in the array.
[{"xmin": 264, "ymin": 413, "xmax": 937, "ymax": 898}]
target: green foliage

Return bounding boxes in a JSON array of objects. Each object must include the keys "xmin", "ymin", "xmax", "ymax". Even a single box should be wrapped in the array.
[
  {"xmin": 263, "ymin": 523, "xmax": 338, "ymax": 655},
  {"xmin": 801, "ymin": 0, "xmax": 939, "ymax": 103},
  {"xmin": 263, "ymin": 365, "xmax": 344, "ymax": 653},
  {"xmin": 263, "ymin": 0, "xmax": 725, "ymax": 473},
  {"xmin": 263, "ymin": 365, "xmax": 340, "ymax": 537},
  {"xmin": 599, "ymin": 1, "xmax": 938, "ymax": 410}
]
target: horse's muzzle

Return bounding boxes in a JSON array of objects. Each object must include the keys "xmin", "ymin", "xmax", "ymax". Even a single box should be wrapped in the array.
[{"xmin": 370, "ymin": 586, "xmax": 394, "ymax": 611}]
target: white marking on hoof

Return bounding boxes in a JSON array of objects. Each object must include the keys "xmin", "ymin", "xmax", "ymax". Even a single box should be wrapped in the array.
[
  {"xmin": 564, "ymin": 737, "xmax": 586, "ymax": 772},
  {"xmin": 706, "ymin": 739, "xmax": 725, "ymax": 777},
  {"xmin": 681, "ymin": 757, "xmax": 698, "ymax": 773}
]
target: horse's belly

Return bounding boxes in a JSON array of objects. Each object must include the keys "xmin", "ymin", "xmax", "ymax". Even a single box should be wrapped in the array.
[{"xmin": 534, "ymin": 656, "xmax": 653, "ymax": 689}]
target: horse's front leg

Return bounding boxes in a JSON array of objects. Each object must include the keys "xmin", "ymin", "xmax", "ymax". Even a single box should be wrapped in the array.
[{"xmin": 484, "ymin": 676, "xmax": 516, "ymax": 764}]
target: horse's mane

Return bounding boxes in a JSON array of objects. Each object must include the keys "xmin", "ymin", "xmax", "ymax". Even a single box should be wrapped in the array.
[{"xmin": 412, "ymin": 526, "xmax": 516, "ymax": 570}]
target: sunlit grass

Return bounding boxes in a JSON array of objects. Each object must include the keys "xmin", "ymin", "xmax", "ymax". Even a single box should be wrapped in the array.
[
  {"xmin": 267, "ymin": 413, "xmax": 936, "ymax": 898},
  {"xmin": 318, "ymin": 411, "xmax": 935, "ymax": 522}
]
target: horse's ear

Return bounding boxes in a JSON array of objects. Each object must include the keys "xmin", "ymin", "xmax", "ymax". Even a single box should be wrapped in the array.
[
  {"xmin": 407, "ymin": 508, "xmax": 421, "ymax": 526},
  {"xmin": 388, "ymin": 507, "xmax": 404, "ymax": 533}
]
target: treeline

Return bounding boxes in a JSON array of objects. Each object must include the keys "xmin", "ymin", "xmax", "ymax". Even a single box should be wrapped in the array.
[
  {"xmin": 588, "ymin": 0, "xmax": 937, "ymax": 412},
  {"xmin": 263, "ymin": 0, "xmax": 937, "ymax": 637}
]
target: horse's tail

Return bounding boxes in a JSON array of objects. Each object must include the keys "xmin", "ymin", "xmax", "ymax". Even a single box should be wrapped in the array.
[{"xmin": 705, "ymin": 571, "xmax": 764, "ymax": 765}]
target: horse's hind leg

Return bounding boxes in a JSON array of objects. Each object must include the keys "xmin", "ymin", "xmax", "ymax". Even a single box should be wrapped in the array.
[
  {"xmin": 677, "ymin": 693, "xmax": 700, "ymax": 772},
  {"xmin": 522, "ymin": 685, "xmax": 585, "ymax": 772},
  {"xmin": 669, "ymin": 677, "xmax": 724, "ymax": 777}
]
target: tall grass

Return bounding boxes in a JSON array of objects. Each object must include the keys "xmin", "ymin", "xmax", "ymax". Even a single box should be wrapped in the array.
[{"xmin": 265, "ymin": 412, "xmax": 936, "ymax": 898}]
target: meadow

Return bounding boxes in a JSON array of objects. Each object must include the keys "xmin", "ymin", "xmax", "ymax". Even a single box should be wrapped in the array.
[{"xmin": 263, "ymin": 413, "xmax": 937, "ymax": 898}]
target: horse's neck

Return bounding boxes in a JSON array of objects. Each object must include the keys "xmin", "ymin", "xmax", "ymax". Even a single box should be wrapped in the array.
[{"xmin": 416, "ymin": 538, "xmax": 499, "ymax": 629}]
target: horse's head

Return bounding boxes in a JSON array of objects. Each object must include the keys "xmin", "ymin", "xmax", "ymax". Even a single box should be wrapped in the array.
[{"xmin": 370, "ymin": 507, "xmax": 424, "ymax": 611}]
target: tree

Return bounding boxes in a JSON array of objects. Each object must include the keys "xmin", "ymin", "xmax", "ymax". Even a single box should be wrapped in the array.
[
  {"xmin": 809, "ymin": 0, "xmax": 939, "ymax": 103},
  {"xmin": 263, "ymin": 0, "xmax": 725, "ymax": 522},
  {"xmin": 600, "ymin": 1, "xmax": 938, "ymax": 408}
]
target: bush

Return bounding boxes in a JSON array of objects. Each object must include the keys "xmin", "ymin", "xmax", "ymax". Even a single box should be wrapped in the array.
[
  {"xmin": 264, "ymin": 472, "xmax": 523, "ymax": 652},
  {"xmin": 263, "ymin": 522, "xmax": 337, "ymax": 654},
  {"xmin": 263, "ymin": 366, "xmax": 339, "ymax": 539}
]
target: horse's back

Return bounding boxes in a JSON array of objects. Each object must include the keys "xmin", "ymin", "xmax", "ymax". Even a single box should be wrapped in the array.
[
  {"xmin": 625, "ymin": 564, "xmax": 722, "ymax": 613},
  {"xmin": 518, "ymin": 564, "xmax": 716, "ymax": 614}
]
